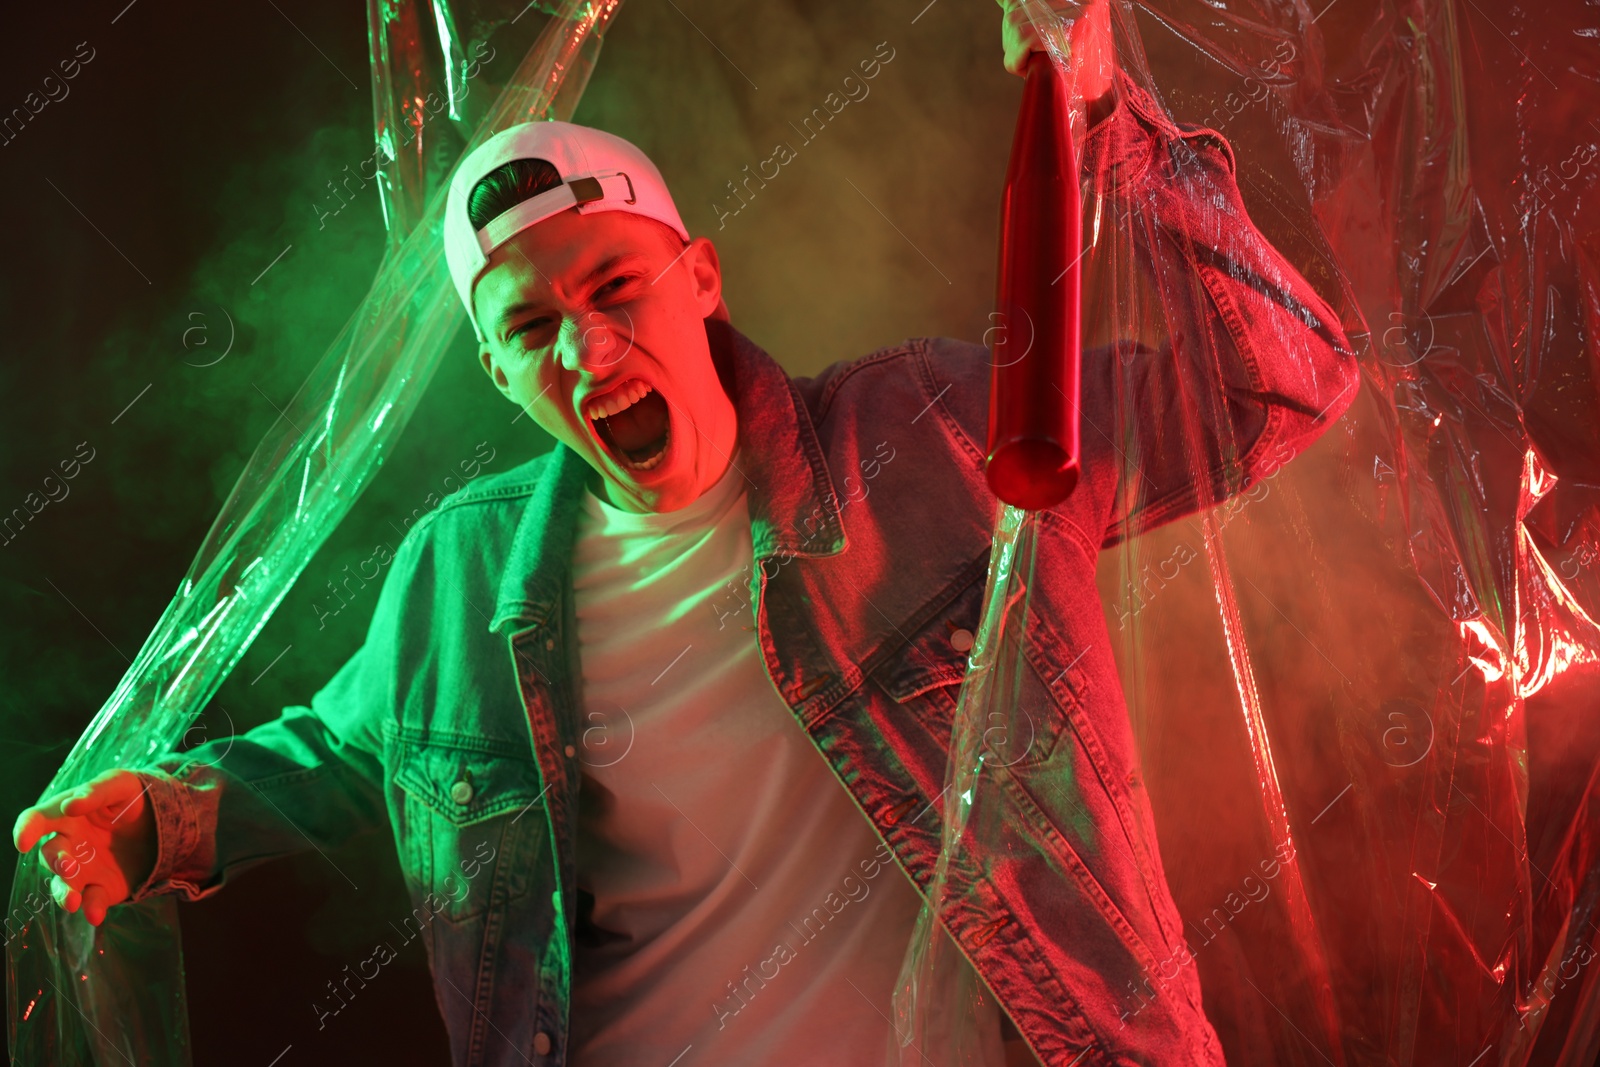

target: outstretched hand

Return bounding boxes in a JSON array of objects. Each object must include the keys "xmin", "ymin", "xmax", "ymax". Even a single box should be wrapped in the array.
[
  {"xmin": 13, "ymin": 769, "xmax": 157, "ymax": 927},
  {"xmin": 998, "ymin": 0, "xmax": 1116, "ymax": 113}
]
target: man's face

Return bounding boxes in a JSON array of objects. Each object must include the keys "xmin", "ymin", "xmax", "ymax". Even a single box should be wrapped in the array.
[{"xmin": 474, "ymin": 208, "xmax": 736, "ymax": 514}]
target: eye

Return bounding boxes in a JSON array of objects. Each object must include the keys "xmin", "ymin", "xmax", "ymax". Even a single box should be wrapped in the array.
[
  {"xmin": 597, "ymin": 274, "xmax": 638, "ymax": 298},
  {"xmin": 507, "ymin": 316, "xmax": 554, "ymax": 342}
]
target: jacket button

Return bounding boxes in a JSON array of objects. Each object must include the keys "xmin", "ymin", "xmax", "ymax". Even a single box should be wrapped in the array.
[
  {"xmin": 950, "ymin": 628, "xmax": 974, "ymax": 652},
  {"xmin": 564, "ymin": 744, "xmax": 576, "ymax": 758},
  {"xmin": 533, "ymin": 1031, "xmax": 552, "ymax": 1055},
  {"xmin": 545, "ymin": 637, "xmax": 555, "ymax": 650},
  {"xmin": 450, "ymin": 779, "xmax": 474, "ymax": 805}
]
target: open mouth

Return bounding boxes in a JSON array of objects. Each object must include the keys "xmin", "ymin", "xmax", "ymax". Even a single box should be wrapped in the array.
[{"xmin": 585, "ymin": 378, "xmax": 671, "ymax": 473}]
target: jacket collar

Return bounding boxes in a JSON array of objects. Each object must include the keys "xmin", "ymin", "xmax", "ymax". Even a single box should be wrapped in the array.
[{"xmin": 490, "ymin": 320, "xmax": 846, "ymax": 635}]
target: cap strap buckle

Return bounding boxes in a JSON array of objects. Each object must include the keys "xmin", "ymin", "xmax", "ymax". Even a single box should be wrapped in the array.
[{"xmin": 475, "ymin": 171, "xmax": 637, "ymax": 257}]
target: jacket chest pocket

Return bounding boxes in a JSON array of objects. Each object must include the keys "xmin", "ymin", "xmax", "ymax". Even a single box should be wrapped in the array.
[
  {"xmin": 872, "ymin": 575, "xmax": 981, "ymax": 754},
  {"xmin": 393, "ymin": 739, "xmax": 547, "ymax": 925},
  {"xmin": 873, "ymin": 572, "xmax": 1074, "ymax": 771}
]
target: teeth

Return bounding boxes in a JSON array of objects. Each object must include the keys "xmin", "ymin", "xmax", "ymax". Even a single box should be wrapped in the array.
[
  {"xmin": 626, "ymin": 448, "xmax": 666, "ymax": 471},
  {"xmin": 585, "ymin": 379, "xmax": 650, "ymax": 422},
  {"xmin": 618, "ymin": 422, "xmax": 670, "ymax": 473}
]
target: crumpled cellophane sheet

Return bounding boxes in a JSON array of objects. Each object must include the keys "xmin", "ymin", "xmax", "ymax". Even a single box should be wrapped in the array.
[
  {"xmin": 896, "ymin": 1, "xmax": 1600, "ymax": 1065},
  {"xmin": 12, "ymin": 0, "xmax": 1600, "ymax": 1063},
  {"xmin": 5, "ymin": 2, "xmax": 619, "ymax": 1062}
]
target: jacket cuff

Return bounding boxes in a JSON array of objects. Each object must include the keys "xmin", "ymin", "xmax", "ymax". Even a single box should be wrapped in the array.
[
  {"xmin": 126, "ymin": 766, "xmax": 206, "ymax": 904},
  {"xmin": 1078, "ymin": 69, "xmax": 1235, "ymax": 190}
]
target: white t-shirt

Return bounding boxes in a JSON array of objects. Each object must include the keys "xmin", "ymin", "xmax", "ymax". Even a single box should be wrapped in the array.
[{"xmin": 566, "ymin": 452, "xmax": 949, "ymax": 1065}]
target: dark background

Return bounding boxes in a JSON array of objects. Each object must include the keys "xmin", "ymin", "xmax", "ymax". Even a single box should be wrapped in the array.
[{"xmin": 0, "ymin": 1, "xmax": 1035, "ymax": 1062}]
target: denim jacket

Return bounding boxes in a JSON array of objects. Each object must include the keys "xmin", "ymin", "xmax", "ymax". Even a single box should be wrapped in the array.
[{"xmin": 131, "ymin": 77, "xmax": 1359, "ymax": 1067}]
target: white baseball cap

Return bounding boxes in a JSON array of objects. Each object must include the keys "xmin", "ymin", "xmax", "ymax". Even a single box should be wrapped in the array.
[{"xmin": 444, "ymin": 120, "xmax": 691, "ymax": 341}]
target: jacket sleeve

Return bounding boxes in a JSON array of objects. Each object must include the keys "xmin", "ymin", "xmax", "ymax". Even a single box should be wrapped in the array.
[
  {"xmin": 124, "ymin": 553, "xmax": 407, "ymax": 904},
  {"xmin": 1077, "ymin": 72, "xmax": 1360, "ymax": 548}
]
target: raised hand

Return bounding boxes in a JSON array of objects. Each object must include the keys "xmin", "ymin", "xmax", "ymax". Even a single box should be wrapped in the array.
[
  {"xmin": 13, "ymin": 769, "xmax": 158, "ymax": 927},
  {"xmin": 998, "ymin": 0, "xmax": 1116, "ymax": 114}
]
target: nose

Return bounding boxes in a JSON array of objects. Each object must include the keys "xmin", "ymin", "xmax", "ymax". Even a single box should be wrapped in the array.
[{"xmin": 557, "ymin": 309, "xmax": 628, "ymax": 374}]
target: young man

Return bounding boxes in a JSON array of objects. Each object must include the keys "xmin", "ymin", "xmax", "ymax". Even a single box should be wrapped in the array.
[{"xmin": 15, "ymin": 3, "xmax": 1358, "ymax": 1064}]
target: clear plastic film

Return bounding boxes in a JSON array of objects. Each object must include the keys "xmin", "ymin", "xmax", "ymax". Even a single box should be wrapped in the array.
[
  {"xmin": 6, "ymin": 2, "xmax": 619, "ymax": 1062},
  {"xmin": 9, "ymin": 0, "xmax": 1600, "ymax": 1064},
  {"xmin": 895, "ymin": 1, "xmax": 1600, "ymax": 1065},
  {"xmin": 892, "ymin": 502, "xmax": 1042, "ymax": 1066}
]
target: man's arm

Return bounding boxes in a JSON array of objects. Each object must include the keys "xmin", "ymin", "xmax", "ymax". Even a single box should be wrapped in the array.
[
  {"xmin": 13, "ymin": 594, "xmax": 395, "ymax": 918},
  {"xmin": 1079, "ymin": 72, "xmax": 1360, "ymax": 547},
  {"xmin": 125, "ymin": 628, "xmax": 392, "ymax": 903},
  {"xmin": 999, "ymin": 0, "xmax": 1357, "ymax": 544}
]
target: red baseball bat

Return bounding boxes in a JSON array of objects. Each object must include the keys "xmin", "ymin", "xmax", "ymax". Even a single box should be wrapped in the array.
[{"xmin": 985, "ymin": 49, "xmax": 1082, "ymax": 511}]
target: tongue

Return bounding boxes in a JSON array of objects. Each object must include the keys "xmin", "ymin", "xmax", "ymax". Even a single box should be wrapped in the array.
[{"xmin": 602, "ymin": 389, "xmax": 669, "ymax": 454}]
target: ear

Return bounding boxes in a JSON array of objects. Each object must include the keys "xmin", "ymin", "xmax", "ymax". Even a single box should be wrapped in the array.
[
  {"xmin": 686, "ymin": 237, "xmax": 723, "ymax": 320},
  {"xmin": 479, "ymin": 344, "xmax": 515, "ymax": 404}
]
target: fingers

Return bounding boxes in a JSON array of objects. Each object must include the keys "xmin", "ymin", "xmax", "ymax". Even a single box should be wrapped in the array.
[
  {"xmin": 996, "ymin": 0, "xmax": 1089, "ymax": 11},
  {"xmin": 44, "ymin": 837, "xmax": 75, "ymax": 877},
  {"xmin": 1000, "ymin": 0, "xmax": 1117, "ymax": 99},
  {"xmin": 14, "ymin": 788, "xmax": 80, "ymax": 852},
  {"xmin": 12, "ymin": 801, "xmax": 79, "ymax": 854},
  {"xmin": 81, "ymin": 884, "xmax": 112, "ymax": 927},
  {"xmin": 50, "ymin": 874, "xmax": 82, "ymax": 915},
  {"xmin": 1001, "ymin": 4, "xmax": 1076, "ymax": 77},
  {"xmin": 56, "ymin": 785, "xmax": 100, "ymax": 819},
  {"xmin": 1002, "ymin": 8, "xmax": 1039, "ymax": 76},
  {"xmin": 38, "ymin": 834, "xmax": 126, "ymax": 923},
  {"xmin": 62, "ymin": 770, "xmax": 144, "ymax": 820},
  {"xmin": 15, "ymin": 772, "xmax": 147, "ymax": 853},
  {"xmin": 55, "ymin": 836, "xmax": 99, "ymax": 880},
  {"xmin": 14, "ymin": 806, "xmax": 51, "ymax": 854},
  {"xmin": 12, "ymin": 802, "xmax": 131, "ymax": 925},
  {"xmin": 33, "ymin": 831, "xmax": 92, "ymax": 881},
  {"xmin": 94, "ymin": 769, "xmax": 145, "ymax": 806},
  {"xmin": 102, "ymin": 776, "xmax": 151, "ymax": 829}
]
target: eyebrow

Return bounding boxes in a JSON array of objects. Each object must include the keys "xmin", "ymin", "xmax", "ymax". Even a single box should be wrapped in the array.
[{"xmin": 495, "ymin": 252, "xmax": 645, "ymax": 333}]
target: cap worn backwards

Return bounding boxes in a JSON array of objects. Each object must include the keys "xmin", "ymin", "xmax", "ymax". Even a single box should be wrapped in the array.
[{"xmin": 443, "ymin": 121, "xmax": 690, "ymax": 342}]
